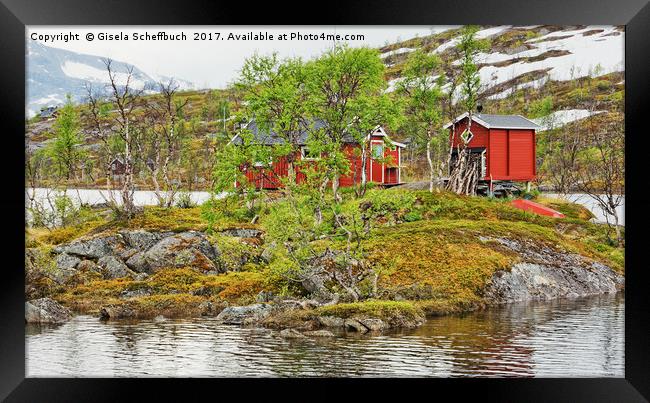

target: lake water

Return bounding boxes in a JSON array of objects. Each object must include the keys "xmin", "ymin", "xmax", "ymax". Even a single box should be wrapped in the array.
[
  {"xmin": 543, "ymin": 193, "xmax": 625, "ymax": 225},
  {"xmin": 25, "ymin": 188, "xmax": 218, "ymax": 208},
  {"xmin": 26, "ymin": 292, "xmax": 624, "ymax": 377}
]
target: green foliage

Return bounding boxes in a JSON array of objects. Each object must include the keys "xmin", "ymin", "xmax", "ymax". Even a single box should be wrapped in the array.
[
  {"xmin": 236, "ymin": 53, "xmax": 310, "ymax": 186},
  {"xmin": 28, "ymin": 191, "xmax": 97, "ymax": 229},
  {"xmin": 528, "ymin": 96, "xmax": 554, "ymax": 119},
  {"xmin": 305, "ymin": 45, "xmax": 399, "ymax": 195},
  {"xmin": 43, "ymin": 94, "xmax": 87, "ymax": 180},
  {"xmin": 568, "ymin": 87, "xmax": 589, "ymax": 103},
  {"xmin": 457, "ymin": 26, "xmax": 490, "ymax": 114},
  {"xmin": 317, "ymin": 300, "xmax": 424, "ymax": 324},
  {"xmin": 363, "ymin": 189, "xmax": 417, "ymax": 218},
  {"xmin": 403, "ymin": 211, "xmax": 423, "ymax": 222},
  {"xmin": 595, "ymin": 79, "xmax": 613, "ymax": 91},
  {"xmin": 209, "ymin": 129, "xmax": 272, "ymax": 221},
  {"xmin": 397, "ymin": 49, "xmax": 445, "ymax": 156}
]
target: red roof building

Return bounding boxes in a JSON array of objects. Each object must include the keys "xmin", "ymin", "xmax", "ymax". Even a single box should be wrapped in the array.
[
  {"xmin": 230, "ymin": 121, "xmax": 405, "ymax": 189},
  {"xmin": 445, "ymin": 113, "xmax": 541, "ymax": 183}
]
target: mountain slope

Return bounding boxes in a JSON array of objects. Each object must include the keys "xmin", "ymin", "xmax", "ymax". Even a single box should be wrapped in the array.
[
  {"xmin": 26, "ymin": 41, "xmax": 196, "ymax": 117},
  {"xmin": 380, "ymin": 25, "xmax": 624, "ymax": 129}
]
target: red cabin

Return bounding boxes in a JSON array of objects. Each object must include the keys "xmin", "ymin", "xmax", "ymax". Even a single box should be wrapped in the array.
[
  {"xmin": 230, "ymin": 120, "xmax": 405, "ymax": 189},
  {"xmin": 445, "ymin": 113, "xmax": 540, "ymax": 186}
]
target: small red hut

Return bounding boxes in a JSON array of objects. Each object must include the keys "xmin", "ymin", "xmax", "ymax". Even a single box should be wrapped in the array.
[
  {"xmin": 445, "ymin": 112, "xmax": 540, "ymax": 191},
  {"xmin": 230, "ymin": 120, "xmax": 405, "ymax": 189}
]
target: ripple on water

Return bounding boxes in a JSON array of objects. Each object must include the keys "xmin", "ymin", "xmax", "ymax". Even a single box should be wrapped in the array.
[{"xmin": 26, "ymin": 293, "xmax": 624, "ymax": 377}]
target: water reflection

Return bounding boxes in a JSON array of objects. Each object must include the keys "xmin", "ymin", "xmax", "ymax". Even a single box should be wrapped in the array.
[{"xmin": 26, "ymin": 293, "xmax": 624, "ymax": 377}]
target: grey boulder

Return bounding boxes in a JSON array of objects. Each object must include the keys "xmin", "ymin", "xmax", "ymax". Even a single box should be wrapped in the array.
[
  {"xmin": 344, "ymin": 319, "xmax": 369, "ymax": 333},
  {"xmin": 318, "ymin": 316, "xmax": 345, "ymax": 328},
  {"xmin": 25, "ymin": 298, "xmax": 71, "ymax": 324},
  {"xmin": 53, "ymin": 235, "xmax": 121, "ymax": 259},
  {"xmin": 97, "ymin": 255, "xmax": 136, "ymax": 279},
  {"xmin": 135, "ymin": 231, "xmax": 222, "ymax": 274},
  {"xmin": 215, "ymin": 304, "xmax": 273, "ymax": 325},
  {"xmin": 280, "ymin": 329, "xmax": 307, "ymax": 339}
]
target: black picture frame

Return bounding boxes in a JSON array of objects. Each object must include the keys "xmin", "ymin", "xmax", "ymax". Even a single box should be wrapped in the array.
[{"xmin": 2, "ymin": 0, "xmax": 648, "ymax": 400}]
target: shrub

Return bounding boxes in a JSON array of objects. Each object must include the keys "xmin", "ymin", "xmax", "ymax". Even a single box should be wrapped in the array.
[
  {"xmin": 403, "ymin": 211, "xmax": 422, "ymax": 222},
  {"xmin": 595, "ymin": 79, "xmax": 612, "ymax": 91},
  {"xmin": 175, "ymin": 192, "xmax": 197, "ymax": 209}
]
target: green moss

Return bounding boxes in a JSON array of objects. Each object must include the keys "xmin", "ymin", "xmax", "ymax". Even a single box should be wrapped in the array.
[
  {"xmin": 317, "ymin": 300, "xmax": 424, "ymax": 323},
  {"xmin": 364, "ymin": 220, "xmax": 516, "ymax": 303},
  {"xmin": 58, "ymin": 267, "xmax": 276, "ymax": 315},
  {"xmin": 536, "ymin": 196, "xmax": 595, "ymax": 221}
]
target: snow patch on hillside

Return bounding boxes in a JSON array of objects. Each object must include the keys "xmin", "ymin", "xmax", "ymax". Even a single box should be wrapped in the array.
[
  {"xmin": 475, "ymin": 27, "xmax": 622, "ymax": 89},
  {"xmin": 61, "ymin": 61, "xmax": 146, "ymax": 89},
  {"xmin": 533, "ymin": 109, "xmax": 607, "ymax": 131},
  {"xmin": 381, "ymin": 48, "xmax": 414, "ymax": 58},
  {"xmin": 487, "ymin": 77, "xmax": 549, "ymax": 100},
  {"xmin": 475, "ymin": 26, "xmax": 512, "ymax": 39}
]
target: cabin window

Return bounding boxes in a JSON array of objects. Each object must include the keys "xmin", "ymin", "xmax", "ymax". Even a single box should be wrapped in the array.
[
  {"xmin": 372, "ymin": 144, "xmax": 384, "ymax": 159},
  {"xmin": 461, "ymin": 129, "xmax": 474, "ymax": 144},
  {"xmin": 301, "ymin": 146, "xmax": 320, "ymax": 160}
]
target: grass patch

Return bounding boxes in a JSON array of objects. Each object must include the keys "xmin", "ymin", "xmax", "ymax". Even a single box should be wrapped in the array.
[
  {"xmin": 536, "ymin": 196, "xmax": 595, "ymax": 221},
  {"xmin": 317, "ymin": 300, "xmax": 423, "ymax": 322}
]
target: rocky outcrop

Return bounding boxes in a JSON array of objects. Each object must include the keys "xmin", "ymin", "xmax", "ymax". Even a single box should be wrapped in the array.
[
  {"xmin": 279, "ymin": 328, "xmax": 307, "ymax": 339},
  {"xmin": 220, "ymin": 228, "xmax": 263, "ymax": 238},
  {"xmin": 139, "ymin": 231, "xmax": 222, "ymax": 274},
  {"xmin": 358, "ymin": 318, "xmax": 388, "ymax": 332},
  {"xmin": 215, "ymin": 304, "xmax": 274, "ymax": 325},
  {"xmin": 53, "ymin": 235, "xmax": 121, "ymax": 259},
  {"xmin": 44, "ymin": 230, "xmax": 224, "ymax": 282},
  {"xmin": 344, "ymin": 319, "xmax": 369, "ymax": 333},
  {"xmin": 100, "ymin": 305, "xmax": 136, "ymax": 320},
  {"xmin": 483, "ymin": 237, "xmax": 625, "ymax": 304},
  {"xmin": 97, "ymin": 255, "xmax": 136, "ymax": 279},
  {"xmin": 25, "ymin": 298, "xmax": 71, "ymax": 324},
  {"xmin": 318, "ymin": 315, "xmax": 345, "ymax": 328}
]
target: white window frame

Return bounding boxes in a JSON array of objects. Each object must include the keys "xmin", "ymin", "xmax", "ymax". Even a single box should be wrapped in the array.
[
  {"xmin": 371, "ymin": 143, "xmax": 384, "ymax": 159},
  {"xmin": 461, "ymin": 129, "xmax": 474, "ymax": 144}
]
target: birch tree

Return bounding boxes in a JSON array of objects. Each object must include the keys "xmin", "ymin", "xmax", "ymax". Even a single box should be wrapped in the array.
[
  {"xmin": 447, "ymin": 26, "xmax": 488, "ymax": 195},
  {"xmin": 140, "ymin": 79, "xmax": 188, "ymax": 206},
  {"xmin": 306, "ymin": 45, "xmax": 389, "ymax": 201},
  {"xmin": 236, "ymin": 53, "xmax": 309, "ymax": 193},
  {"xmin": 85, "ymin": 59, "xmax": 143, "ymax": 218},
  {"xmin": 397, "ymin": 49, "xmax": 444, "ymax": 192},
  {"xmin": 576, "ymin": 114, "xmax": 625, "ymax": 246}
]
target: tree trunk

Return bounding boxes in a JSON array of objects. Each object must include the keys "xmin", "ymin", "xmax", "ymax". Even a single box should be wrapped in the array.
[
  {"xmin": 121, "ymin": 118, "xmax": 135, "ymax": 218},
  {"xmin": 359, "ymin": 146, "xmax": 368, "ymax": 197},
  {"xmin": 612, "ymin": 209, "xmax": 622, "ymax": 247},
  {"xmin": 332, "ymin": 174, "xmax": 341, "ymax": 202},
  {"xmin": 426, "ymin": 138, "xmax": 434, "ymax": 193}
]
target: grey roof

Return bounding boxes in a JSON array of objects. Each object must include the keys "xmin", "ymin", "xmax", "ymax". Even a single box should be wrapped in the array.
[
  {"xmin": 445, "ymin": 113, "xmax": 541, "ymax": 130},
  {"xmin": 475, "ymin": 114, "xmax": 541, "ymax": 129},
  {"xmin": 230, "ymin": 119, "xmax": 355, "ymax": 146}
]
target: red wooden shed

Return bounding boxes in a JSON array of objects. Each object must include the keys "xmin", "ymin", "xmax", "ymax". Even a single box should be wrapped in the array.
[
  {"xmin": 445, "ymin": 113, "xmax": 541, "ymax": 185},
  {"xmin": 230, "ymin": 120, "xmax": 405, "ymax": 189}
]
